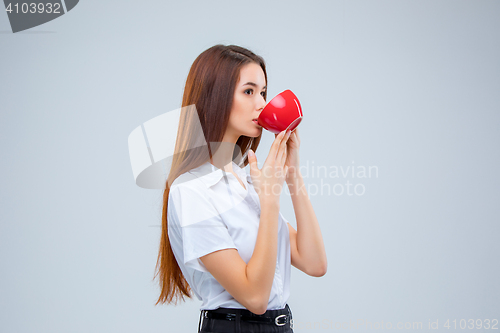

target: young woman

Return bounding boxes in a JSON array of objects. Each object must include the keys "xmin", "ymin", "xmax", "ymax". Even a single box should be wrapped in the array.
[{"xmin": 154, "ymin": 44, "xmax": 327, "ymax": 333}]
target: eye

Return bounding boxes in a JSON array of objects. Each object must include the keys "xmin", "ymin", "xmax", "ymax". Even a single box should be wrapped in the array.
[{"xmin": 244, "ymin": 89, "xmax": 266, "ymax": 97}]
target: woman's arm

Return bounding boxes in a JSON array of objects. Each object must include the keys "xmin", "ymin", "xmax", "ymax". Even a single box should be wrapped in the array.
[
  {"xmin": 277, "ymin": 128, "xmax": 327, "ymax": 277},
  {"xmin": 200, "ymin": 130, "xmax": 291, "ymax": 315},
  {"xmin": 200, "ymin": 199, "xmax": 280, "ymax": 315},
  {"xmin": 286, "ymin": 171, "xmax": 328, "ymax": 277}
]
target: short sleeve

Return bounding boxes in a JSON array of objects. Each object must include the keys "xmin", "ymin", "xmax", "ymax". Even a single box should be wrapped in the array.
[
  {"xmin": 168, "ymin": 184, "xmax": 237, "ymax": 272},
  {"xmin": 279, "ymin": 211, "xmax": 291, "ymax": 225}
]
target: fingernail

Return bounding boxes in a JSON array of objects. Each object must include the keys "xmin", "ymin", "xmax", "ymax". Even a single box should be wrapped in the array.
[{"xmin": 248, "ymin": 149, "xmax": 254, "ymax": 157}]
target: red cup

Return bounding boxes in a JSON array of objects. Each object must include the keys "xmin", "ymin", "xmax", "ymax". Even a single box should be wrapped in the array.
[{"xmin": 257, "ymin": 89, "xmax": 303, "ymax": 134}]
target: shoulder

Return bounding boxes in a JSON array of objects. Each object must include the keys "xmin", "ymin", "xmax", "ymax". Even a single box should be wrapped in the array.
[
  {"xmin": 168, "ymin": 170, "xmax": 221, "ymax": 227},
  {"xmin": 167, "ymin": 169, "xmax": 208, "ymax": 217},
  {"xmin": 169, "ymin": 169, "xmax": 206, "ymax": 198}
]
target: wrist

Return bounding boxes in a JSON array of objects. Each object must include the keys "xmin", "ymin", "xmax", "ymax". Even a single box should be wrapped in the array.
[
  {"xmin": 286, "ymin": 167, "xmax": 302, "ymax": 181},
  {"xmin": 259, "ymin": 197, "xmax": 280, "ymax": 210}
]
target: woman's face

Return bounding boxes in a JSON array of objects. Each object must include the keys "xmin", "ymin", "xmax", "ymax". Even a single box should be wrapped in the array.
[{"xmin": 224, "ymin": 62, "xmax": 267, "ymax": 141}]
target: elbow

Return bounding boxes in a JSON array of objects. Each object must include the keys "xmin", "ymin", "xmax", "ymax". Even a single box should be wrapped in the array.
[
  {"xmin": 247, "ymin": 295, "xmax": 268, "ymax": 315},
  {"xmin": 309, "ymin": 262, "xmax": 327, "ymax": 277},
  {"xmin": 252, "ymin": 305, "xmax": 268, "ymax": 316}
]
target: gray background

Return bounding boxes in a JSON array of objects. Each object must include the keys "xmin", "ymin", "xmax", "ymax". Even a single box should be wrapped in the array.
[{"xmin": 1, "ymin": 0, "xmax": 499, "ymax": 332}]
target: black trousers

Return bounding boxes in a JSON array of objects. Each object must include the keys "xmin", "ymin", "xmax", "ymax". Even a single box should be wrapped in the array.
[{"xmin": 198, "ymin": 304, "xmax": 294, "ymax": 333}]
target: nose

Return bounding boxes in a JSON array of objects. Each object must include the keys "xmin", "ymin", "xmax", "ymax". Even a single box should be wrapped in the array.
[{"xmin": 257, "ymin": 98, "xmax": 266, "ymax": 113}]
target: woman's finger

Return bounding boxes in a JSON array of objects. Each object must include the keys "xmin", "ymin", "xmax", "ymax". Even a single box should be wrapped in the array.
[
  {"xmin": 247, "ymin": 149, "xmax": 258, "ymax": 173},
  {"xmin": 293, "ymin": 128, "xmax": 300, "ymax": 145},
  {"xmin": 276, "ymin": 130, "xmax": 290, "ymax": 168},
  {"xmin": 264, "ymin": 130, "xmax": 286, "ymax": 166}
]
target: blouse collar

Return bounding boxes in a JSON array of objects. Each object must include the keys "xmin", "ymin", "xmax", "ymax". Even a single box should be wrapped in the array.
[{"xmin": 188, "ymin": 160, "xmax": 252, "ymax": 188}]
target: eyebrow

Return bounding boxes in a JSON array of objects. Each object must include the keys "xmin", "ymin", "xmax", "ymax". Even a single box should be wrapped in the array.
[{"xmin": 242, "ymin": 82, "xmax": 267, "ymax": 90}]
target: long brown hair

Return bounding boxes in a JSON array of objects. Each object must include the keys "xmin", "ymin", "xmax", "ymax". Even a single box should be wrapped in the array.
[{"xmin": 153, "ymin": 44, "xmax": 268, "ymax": 305}]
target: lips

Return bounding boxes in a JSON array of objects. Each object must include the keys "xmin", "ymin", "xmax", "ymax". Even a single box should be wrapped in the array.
[{"xmin": 252, "ymin": 119, "xmax": 261, "ymax": 126}]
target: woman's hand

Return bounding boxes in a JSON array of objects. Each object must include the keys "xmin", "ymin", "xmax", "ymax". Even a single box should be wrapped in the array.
[
  {"xmin": 275, "ymin": 128, "xmax": 301, "ymax": 179},
  {"xmin": 247, "ymin": 129, "xmax": 291, "ymax": 203}
]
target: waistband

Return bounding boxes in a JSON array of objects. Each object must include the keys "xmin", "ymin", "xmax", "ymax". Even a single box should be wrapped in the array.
[{"xmin": 199, "ymin": 304, "xmax": 292, "ymax": 331}]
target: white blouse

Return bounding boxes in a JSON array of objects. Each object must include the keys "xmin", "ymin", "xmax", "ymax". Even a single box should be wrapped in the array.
[{"xmin": 167, "ymin": 159, "xmax": 291, "ymax": 311}]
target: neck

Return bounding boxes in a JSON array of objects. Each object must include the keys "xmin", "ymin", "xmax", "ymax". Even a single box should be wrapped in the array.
[{"xmin": 209, "ymin": 141, "xmax": 237, "ymax": 172}]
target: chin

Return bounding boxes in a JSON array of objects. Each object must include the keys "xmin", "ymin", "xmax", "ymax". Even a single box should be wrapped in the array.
[
  {"xmin": 250, "ymin": 128, "xmax": 262, "ymax": 138},
  {"xmin": 239, "ymin": 126, "xmax": 262, "ymax": 139}
]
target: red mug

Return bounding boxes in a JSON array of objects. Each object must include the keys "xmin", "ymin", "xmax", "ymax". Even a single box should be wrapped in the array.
[{"xmin": 257, "ymin": 89, "xmax": 303, "ymax": 134}]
